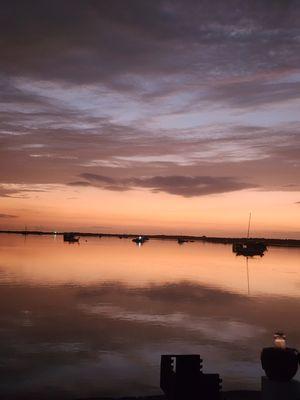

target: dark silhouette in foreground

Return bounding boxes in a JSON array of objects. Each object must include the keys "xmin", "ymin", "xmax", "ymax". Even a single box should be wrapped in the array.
[
  {"xmin": 160, "ymin": 354, "xmax": 221, "ymax": 400},
  {"xmin": 260, "ymin": 332, "xmax": 300, "ymax": 400},
  {"xmin": 261, "ymin": 332, "xmax": 299, "ymax": 381},
  {"xmin": 74, "ymin": 335, "xmax": 300, "ymax": 400},
  {"xmin": 158, "ymin": 336, "xmax": 300, "ymax": 400}
]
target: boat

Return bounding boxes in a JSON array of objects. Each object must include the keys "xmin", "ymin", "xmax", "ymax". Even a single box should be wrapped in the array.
[
  {"xmin": 233, "ymin": 241, "xmax": 267, "ymax": 257},
  {"xmin": 232, "ymin": 213, "xmax": 267, "ymax": 257},
  {"xmin": 132, "ymin": 236, "xmax": 149, "ymax": 244},
  {"xmin": 63, "ymin": 233, "xmax": 79, "ymax": 243},
  {"xmin": 177, "ymin": 237, "xmax": 188, "ymax": 244}
]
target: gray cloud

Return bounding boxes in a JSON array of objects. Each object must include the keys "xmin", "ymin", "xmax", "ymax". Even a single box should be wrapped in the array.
[
  {"xmin": 1, "ymin": 1, "xmax": 299, "ymax": 85},
  {"xmin": 71, "ymin": 173, "xmax": 257, "ymax": 197},
  {"xmin": 0, "ymin": 213, "xmax": 18, "ymax": 218},
  {"xmin": 0, "ymin": 1, "xmax": 299, "ymax": 202},
  {"xmin": 0, "ymin": 184, "xmax": 52, "ymax": 199},
  {"xmin": 67, "ymin": 181, "xmax": 93, "ymax": 187},
  {"xmin": 1, "ymin": 117, "xmax": 299, "ymax": 194},
  {"xmin": 206, "ymin": 78, "xmax": 300, "ymax": 108}
]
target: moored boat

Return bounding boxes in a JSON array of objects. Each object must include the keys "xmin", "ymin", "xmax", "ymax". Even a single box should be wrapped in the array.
[
  {"xmin": 177, "ymin": 237, "xmax": 188, "ymax": 244},
  {"xmin": 233, "ymin": 241, "xmax": 267, "ymax": 256},
  {"xmin": 63, "ymin": 233, "xmax": 79, "ymax": 243},
  {"xmin": 232, "ymin": 213, "xmax": 267, "ymax": 257},
  {"xmin": 132, "ymin": 235, "xmax": 148, "ymax": 244}
]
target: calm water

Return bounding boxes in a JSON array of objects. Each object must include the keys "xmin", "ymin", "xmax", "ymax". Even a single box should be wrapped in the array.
[{"xmin": 0, "ymin": 234, "xmax": 299, "ymax": 399}]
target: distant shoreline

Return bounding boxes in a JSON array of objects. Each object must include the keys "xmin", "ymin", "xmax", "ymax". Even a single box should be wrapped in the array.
[{"xmin": 1, "ymin": 229, "xmax": 300, "ymax": 248}]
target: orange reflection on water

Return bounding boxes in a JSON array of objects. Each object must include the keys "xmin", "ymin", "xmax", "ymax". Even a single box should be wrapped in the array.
[{"xmin": 0, "ymin": 234, "xmax": 299, "ymax": 297}]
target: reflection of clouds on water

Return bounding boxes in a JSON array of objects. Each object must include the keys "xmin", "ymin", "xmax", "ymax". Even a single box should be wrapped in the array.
[
  {"xmin": 0, "ymin": 280, "xmax": 300, "ymax": 398},
  {"xmin": 80, "ymin": 304, "xmax": 265, "ymax": 342},
  {"xmin": 12, "ymin": 342, "xmax": 89, "ymax": 354}
]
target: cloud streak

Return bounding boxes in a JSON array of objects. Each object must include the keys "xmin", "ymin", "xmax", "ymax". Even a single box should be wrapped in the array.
[
  {"xmin": 0, "ymin": 213, "xmax": 18, "ymax": 218},
  {"xmin": 69, "ymin": 173, "xmax": 257, "ymax": 197}
]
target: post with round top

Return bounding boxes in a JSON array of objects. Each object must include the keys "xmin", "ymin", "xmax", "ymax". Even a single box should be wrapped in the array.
[{"xmin": 261, "ymin": 332, "xmax": 300, "ymax": 400}]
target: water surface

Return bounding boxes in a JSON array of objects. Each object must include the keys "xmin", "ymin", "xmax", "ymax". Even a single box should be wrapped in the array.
[{"xmin": 0, "ymin": 234, "xmax": 299, "ymax": 398}]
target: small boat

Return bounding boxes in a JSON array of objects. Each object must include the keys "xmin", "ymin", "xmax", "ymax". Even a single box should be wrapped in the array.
[
  {"xmin": 132, "ymin": 236, "xmax": 148, "ymax": 244},
  {"xmin": 177, "ymin": 237, "xmax": 188, "ymax": 244},
  {"xmin": 233, "ymin": 241, "xmax": 267, "ymax": 257},
  {"xmin": 63, "ymin": 233, "xmax": 79, "ymax": 243}
]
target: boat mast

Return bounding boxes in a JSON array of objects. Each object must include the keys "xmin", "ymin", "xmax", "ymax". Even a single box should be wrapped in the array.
[{"xmin": 247, "ymin": 212, "xmax": 252, "ymax": 239}]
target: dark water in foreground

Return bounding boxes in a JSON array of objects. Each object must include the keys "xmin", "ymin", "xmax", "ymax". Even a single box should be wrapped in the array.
[{"xmin": 0, "ymin": 234, "xmax": 299, "ymax": 399}]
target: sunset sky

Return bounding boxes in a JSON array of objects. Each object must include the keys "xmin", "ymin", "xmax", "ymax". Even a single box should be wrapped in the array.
[{"xmin": 0, "ymin": 0, "xmax": 299, "ymax": 237}]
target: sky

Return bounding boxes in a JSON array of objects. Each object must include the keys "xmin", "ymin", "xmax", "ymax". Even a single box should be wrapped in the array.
[{"xmin": 0, "ymin": 0, "xmax": 299, "ymax": 237}]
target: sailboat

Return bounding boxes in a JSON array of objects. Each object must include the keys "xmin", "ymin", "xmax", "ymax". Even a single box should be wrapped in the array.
[
  {"xmin": 21, "ymin": 225, "xmax": 28, "ymax": 235},
  {"xmin": 232, "ymin": 213, "xmax": 267, "ymax": 257}
]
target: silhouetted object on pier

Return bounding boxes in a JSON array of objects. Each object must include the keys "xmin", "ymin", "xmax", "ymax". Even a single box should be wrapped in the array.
[
  {"xmin": 232, "ymin": 241, "xmax": 267, "ymax": 257},
  {"xmin": 63, "ymin": 233, "xmax": 79, "ymax": 243},
  {"xmin": 261, "ymin": 332, "xmax": 299, "ymax": 381},
  {"xmin": 160, "ymin": 354, "xmax": 221, "ymax": 400}
]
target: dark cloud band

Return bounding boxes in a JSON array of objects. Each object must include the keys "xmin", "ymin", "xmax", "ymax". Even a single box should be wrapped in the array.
[
  {"xmin": 69, "ymin": 173, "xmax": 257, "ymax": 197},
  {"xmin": 0, "ymin": 213, "xmax": 18, "ymax": 218}
]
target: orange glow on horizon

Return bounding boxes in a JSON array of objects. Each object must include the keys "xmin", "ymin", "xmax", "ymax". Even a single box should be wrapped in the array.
[{"xmin": 1, "ymin": 185, "xmax": 299, "ymax": 238}]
